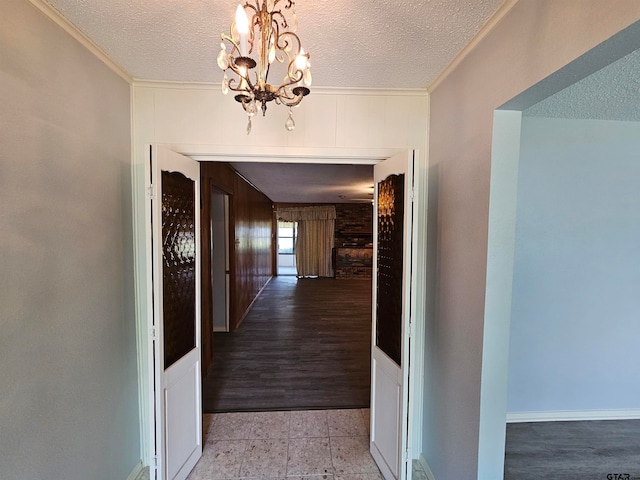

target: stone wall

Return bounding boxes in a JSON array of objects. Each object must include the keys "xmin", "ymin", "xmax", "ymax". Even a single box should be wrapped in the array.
[{"xmin": 335, "ymin": 204, "xmax": 373, "ymax": 278}]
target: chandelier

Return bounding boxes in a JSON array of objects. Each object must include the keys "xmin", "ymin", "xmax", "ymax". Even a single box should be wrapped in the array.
[{"xmin": 217, "ymin": 0, "xmax": 312, "ymax": 134}]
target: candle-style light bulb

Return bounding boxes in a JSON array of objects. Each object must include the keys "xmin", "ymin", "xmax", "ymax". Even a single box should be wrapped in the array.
[
  {"xmin": 295, "ymin": 48, "xmax": 308, "ymax": 71},
  {"xmin": 235, "ymin": 4, "xmax": 250, "ymax": 56}
]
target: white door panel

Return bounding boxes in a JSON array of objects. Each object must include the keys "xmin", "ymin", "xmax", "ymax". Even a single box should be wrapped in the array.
[
  {"xmin": 370, "ymin": 150, "xmax": 414, "ymax": 480},
  {"xmin": 150, "ymin": 145, "xmax": 202, "ymax": 480},
  {"xmin": 371, "ymin": 353, "xmax": 401, "ymax": 478},
  {"xmin": 164, "ymin": 350, "xmax": 201, "ymax": 479}
]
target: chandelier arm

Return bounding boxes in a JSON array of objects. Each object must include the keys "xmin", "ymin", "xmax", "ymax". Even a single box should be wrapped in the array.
[
  {"xmin": 275, "ymin": 92, "xmax": 305, "ymax": 108},
  {"xmin": 269, "ymin": 16, "xmax": 285, "ymax": 65},
  {"xmin": 226, "ymin": 78, "xmax": 245, "ymax": 93},
  {"xmin": 226, "ymin": 77, "xmax": 251, "ymax": 95},
  {"xmin": 275, "ymin": 31, "xmax": 302, "ymax": 56},
  {"xmin": 221, "ymin": 33, "xmax": 241, "ymax": 57},
  {"xmin": 244, "ymin": 1, "xmax": 259, "ymax": 15},
  {"xmin": 271, "ymin": 16, "xmax": 280, "ymax": 42},
  {"xmin": 277, "ymin": 67, "xmax": 303, "ymax": 91},
  {"xmin": 272, "ymin": 12, "xmax": 286, "ymax": 31},
  {"xmin": 275, "ymin": 32, "xmax": 302, "ymax": 68},
  {"xmin": 226, "ymin": 61, "xmax": 256, "ymax": 94}
]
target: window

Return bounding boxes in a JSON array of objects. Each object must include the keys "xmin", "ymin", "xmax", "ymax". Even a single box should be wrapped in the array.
[{"xmin": 278, "ymin": 221, "xmax": 297, "ymax": 255}]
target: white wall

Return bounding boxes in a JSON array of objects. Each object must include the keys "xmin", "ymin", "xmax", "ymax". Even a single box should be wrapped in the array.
[
  {"xmin": 133, "ymin": 83, "xmax": 427, "ymax": 152},
  {"xmin": 426, "ymin": 2, "xmax": 640, "ymax": 479},
  {"xmin": 0, "ymin": 1, "xmax": 140, "ymax": 478},
  {"xmin": 132, "ymin": 82, "xmax": 428, "ymax": 462},
  {"xmin": 507, "ymin": 116, "xmax": 640, "ymax": 415}
]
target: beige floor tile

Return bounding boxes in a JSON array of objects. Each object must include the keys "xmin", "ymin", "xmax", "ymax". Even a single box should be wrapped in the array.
[
  {"xmin": 202, "ymin": 413, "xmax": 217, "ymax": 440},
  {"xmin": 360, "ymin": 409, "xmax": 370, "ymax": 434},
  {"xmin": 288, "ymin": 476, "xmax": 335, "ymax": 480},
  {"xmin": 334, "ymin": 474, "xmax": 384, "ymax": 480},
  {"xmin": 330, "ymin": 436, "xmax": 380, "ymax": 475},
  {"xmin": 250, "ymin": 411, "xmax": 290, "ymax": 439},
  {"xmin": 290, "ymin": 410, "xmax": 329, "ymax": 438},
  {"xmin": 240, "ymin": 438, "xmax": 289, "ymax": 477},
  {"xmin": 327, "ymin": 409, "xmax": 368, "ymax": 437},
  {"xmin": 287, "ymin": 437, "xmax": 334, "ymax": 476},
  {"xmin": 187, "ymin": 440, "xmax": 246, "ymax": 479},
  {"xmin": 208, "ymin": 412, "xmax": 254, "ymax": 440},
  {"xmin": 188, "ymin": 409, "xmax": 382, "ymax": 480}
]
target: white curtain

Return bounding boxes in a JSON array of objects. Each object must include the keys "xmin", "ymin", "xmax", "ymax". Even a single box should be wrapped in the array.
[{"xmin": 277, "ymin": 206, "xmax": 335, "ymax": 277}]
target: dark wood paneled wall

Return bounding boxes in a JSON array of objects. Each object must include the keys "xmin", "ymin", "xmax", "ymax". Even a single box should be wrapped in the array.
[
  {"xmin": 232, "ymin": 172, "xmax": 273, "ymax": 330},
  {"xmin": 201, "ymin": 162, "xmax": 274, "ymax": 375}
]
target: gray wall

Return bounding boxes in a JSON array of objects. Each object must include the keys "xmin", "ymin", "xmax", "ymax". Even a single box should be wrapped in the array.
[
  {"xmin": 424, "ymin": 2, "xmax": 640, "ymax": 479},
  {"xmin": 0, "ymin": 1, "xmax": 140, "ymax": 478},
  {"xmin": 507, "ymin": 117, "xmax": 640, "ymax": 413}
]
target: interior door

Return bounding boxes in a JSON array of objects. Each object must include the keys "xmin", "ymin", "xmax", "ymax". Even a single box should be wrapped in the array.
[
  {"xmin": 150, "ymin": 145, "xmax": 202, "ymax": 480},
  {"xmin": 211, "ymin": 189, "xmax": 230, "ymax": 332},
  {"xmin": 370, "ymin": 150, "xmax": 414, "ymax": 480}
]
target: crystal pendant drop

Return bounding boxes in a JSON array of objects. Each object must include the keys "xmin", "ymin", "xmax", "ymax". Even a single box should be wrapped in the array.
[
  {"xmin": 246, "ymin": 117, "xmax": 252, "ymax": 135},
  {"xmin": 290, "ymin": 10, "xmax": 298, "ymax": 32},
  {"xmin": 285, "ymin": 110, "xmax": 295, "ymax": 131},
  {"xmin": 221, "ymin": 72, "xmax": 229, "ymax": 95},
  {"xmin": 268, "ymin": 37, "xmax": 276, "ymax": 64},
  {"xmin": 216, "ymin": 43, "xmax": 228, "ymax": 70},
  {"xmin": 303, "ymin": 68, "xmax": 312, "ymax": 87},
  {"xmin": 246, "ymin": 100, "xmax": 257, "ymax": 117}
]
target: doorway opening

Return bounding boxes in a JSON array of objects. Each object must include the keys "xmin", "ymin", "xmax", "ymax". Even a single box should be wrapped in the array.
[
  {"xmin": 210, "ymin": 188, "xmax": 230, "ymax": 332},
  {"xmin": 145, "ymin": 148, "xmax": 426, "ymax": 480},
  {"xmin": 482, "ymin": 26, "xmax": 640, "ymax": 478},
  {"xmin": 277, "ymin": 220, "xmax": 297, "ymax": 276}
]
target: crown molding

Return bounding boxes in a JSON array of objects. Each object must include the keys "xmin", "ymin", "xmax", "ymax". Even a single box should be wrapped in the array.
[
  {"xmin": 132, "ymin": 79, "xmax": 428, "ymax": 97},
  {"xmin": 28, "ymin": 0, "xmax": 132, "ymax": 83},
  {"xmin": 428, "ymin": 0, "xmax": 519, "ymax": 93}
]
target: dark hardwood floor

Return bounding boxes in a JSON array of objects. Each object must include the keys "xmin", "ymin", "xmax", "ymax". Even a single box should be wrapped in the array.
[
  {"xmin": 505, "ymin": 420, "xmax": 640, "ymax": 479},
  {"xmin": 203, "ymin": 276, "xmax": 372, "ymax": 412}
]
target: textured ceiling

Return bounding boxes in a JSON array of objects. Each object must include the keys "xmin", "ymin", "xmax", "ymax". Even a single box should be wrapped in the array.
[
  {"xmin": 524, "ymin": 48, "xmax": 640, "ymax": 122},
  {"xmin": 231, "ymin": 162, "xmax": 374, "ymax": 203},
  {"xmin": 43, "ymin": 0, "xmax": 503, "ymax": 88}
]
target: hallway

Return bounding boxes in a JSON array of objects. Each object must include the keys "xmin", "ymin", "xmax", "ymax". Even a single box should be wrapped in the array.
[{"xmin": 203, "ymin": 276, "xmax": 372, "ymax": 412}]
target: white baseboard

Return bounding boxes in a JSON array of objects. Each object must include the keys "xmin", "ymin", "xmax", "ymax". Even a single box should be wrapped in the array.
[
  {"xmin": 507, "ymin": 408, "xmax": 640, "ymax": 423},
  {"xmin": 126, "ymin": 461, "xmax": 144, "ymax": 480},
  {"xmin": 418, "ymin": 454, "xmax": 437, "ymax": 480}
]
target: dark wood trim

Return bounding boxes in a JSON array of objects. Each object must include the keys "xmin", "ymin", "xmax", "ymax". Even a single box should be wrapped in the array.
[{"xmin": 200, "ymin": 174, "xmax": 213, "ymax": 376}]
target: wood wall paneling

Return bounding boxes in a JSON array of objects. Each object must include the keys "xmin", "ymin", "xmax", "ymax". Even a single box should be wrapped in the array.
[
  {"xmin": 200, "ymin": 162, "xmax": 274, "ymax": 375},
  {"xmin": 232, "ymin": 174, "xmax": 274, "ymax": 331},
  {"xmin": 201, "ymin": 162, "xmax": 236, "ymax": 375}
]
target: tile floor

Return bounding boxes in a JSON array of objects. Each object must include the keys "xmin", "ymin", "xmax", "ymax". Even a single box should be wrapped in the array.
[{"xmin": 187, "ymin": 408, "xmax": 383, "ymax": 480}]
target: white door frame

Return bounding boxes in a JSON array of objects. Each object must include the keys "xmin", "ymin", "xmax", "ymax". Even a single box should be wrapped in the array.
[{"xmin": 136, "ymin": 145, "xmax": 427, "ymax": 471}]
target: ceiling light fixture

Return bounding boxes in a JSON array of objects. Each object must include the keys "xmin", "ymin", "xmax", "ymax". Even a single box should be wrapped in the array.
[{"xmin": 217, "ymin": 0, "xmax": 312, "ymax": 134}]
